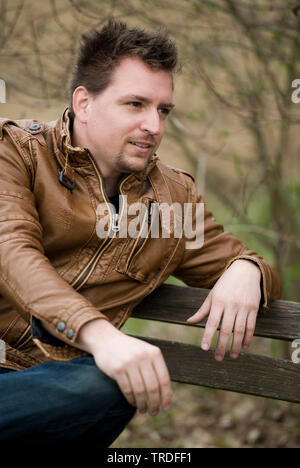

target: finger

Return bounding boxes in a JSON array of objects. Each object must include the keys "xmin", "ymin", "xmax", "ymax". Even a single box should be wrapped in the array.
[
  {"xmin": 126, "ymin": 366, "xmax": 148, "ymax": 414},
  {"xmin": 201, "ymin": 301, "xmax": 223, "ymax": 351},
  {"xmin": 215, "ymin": 308, "xmax": 237, "ymax": 361},
  {"xmin": 230, "ymin": 309, "xmax": 248, "ymax": 358},
  {"xmin": 115, "ymin": 371, "xmax": 137, "ymax": 408},
  {"xmin": 151, "ymin": 351, "xmax": 173, "ymax": 412},
  {"xmin": 139, "ymin": 361, "xmax": 161, "ymax": 416},
  {"xmin": 187, "ymin": 293, "xmax": 212, "ymax": 324},
  {"xmin": 242, "ymin": 308, "xmax": 258, "ymax": 349}
]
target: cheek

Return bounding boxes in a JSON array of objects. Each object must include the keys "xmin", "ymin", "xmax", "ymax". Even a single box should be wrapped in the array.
[
  {"xmin": 99, "ymin": 112, "xmax": 133, "ymax": 139},
  {"xmin": 156, "ymin": 127, "xmax": 165, "ymax": 146},
  {"xmin": 88, "ymin": 118, "xmax": 120, "ymax": 146}
]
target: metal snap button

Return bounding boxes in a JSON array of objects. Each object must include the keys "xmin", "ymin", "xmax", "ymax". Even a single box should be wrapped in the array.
[
  {"xmin": 29, "ymin": 124, "xmax": 41, "ymax": 131},
  {"xmin": 57, "ymin": 322, "xmax": 66, "ymax": 332},
  {"xmin": 66, "ymin": 329, "xmax": 74, "ymax": 339}
]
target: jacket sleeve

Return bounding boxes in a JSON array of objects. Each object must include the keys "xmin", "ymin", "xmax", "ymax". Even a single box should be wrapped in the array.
[
  {"xmin": 0, "ymin": 127, "xmax": 109, "ymax": 361},
  {"xmin": 173, "ymin": 179, "xmax": 282, "ymax": 307}
]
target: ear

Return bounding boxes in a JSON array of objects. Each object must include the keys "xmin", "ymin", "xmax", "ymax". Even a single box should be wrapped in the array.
[{"xmin": 72, "ymin": 86, "xmax": 91, "ymax": 124}]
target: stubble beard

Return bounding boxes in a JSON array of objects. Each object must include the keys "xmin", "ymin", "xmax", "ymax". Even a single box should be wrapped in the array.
[{"xmin": 115, "ymin": 151, "xmax": 154, "ymax": 174}]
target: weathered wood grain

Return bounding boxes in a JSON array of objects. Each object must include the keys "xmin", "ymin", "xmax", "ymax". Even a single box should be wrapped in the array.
[
  {"xmin": 132, "ymin": 335, "xmax": 300, "ymax": 404},
  {"xmin": 132, "ymin": 284, "xmax": 300, "ymax": 341}
]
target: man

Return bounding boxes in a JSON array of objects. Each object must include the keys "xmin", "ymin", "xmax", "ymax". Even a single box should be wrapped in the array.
[{"xmin": 0, "ymin": 19, "xmax": 281, "ymax": 442}]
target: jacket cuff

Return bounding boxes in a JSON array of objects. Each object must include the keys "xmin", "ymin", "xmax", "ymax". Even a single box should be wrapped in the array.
[
  {"xmin": 224, "ymin": 255, "xmax": 269, "ymax": 309},
  {"xmin": 31, "ymin": 306, "xmax": 109, "ymax": 361}
]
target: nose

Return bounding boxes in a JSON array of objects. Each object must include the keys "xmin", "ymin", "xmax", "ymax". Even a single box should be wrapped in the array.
[{"xmin": 140, "ymin": 109, "xmax": 161, "ymax": 136}]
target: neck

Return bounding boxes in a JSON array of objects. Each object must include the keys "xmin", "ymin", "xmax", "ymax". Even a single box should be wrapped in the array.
[
  {"xmin": 72, "ymin": 117, "xmax": 122, "ymax": 198},
  {"xmin": 103, "ymin": 177, "xmax": 121, "ymax": 198}
]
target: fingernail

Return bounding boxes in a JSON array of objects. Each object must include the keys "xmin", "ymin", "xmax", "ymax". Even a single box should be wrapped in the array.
[
  {"xmin": 230, "ymin": 352, "xmax": 238, "ymax": 359},
  {"xmin": 201, "ymin": 343, "xmax": 209, "ymax": 351},
  {"xmin": 215, "ymin": 354, "xmax": 223, "ymax": 361}
]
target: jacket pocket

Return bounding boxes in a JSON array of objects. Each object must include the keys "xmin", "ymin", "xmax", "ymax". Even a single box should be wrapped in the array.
[{"xmin": 116, "ymin": 200, "xmax": 181, "ymax": 283}]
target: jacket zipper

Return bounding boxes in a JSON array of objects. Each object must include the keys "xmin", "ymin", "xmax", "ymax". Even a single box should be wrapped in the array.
[
  {"xmin": 112, "ymin": 213, "xmax": 120, "ymax": 232},
  {"xmin": 71, "ymin": 149, "xmax": 127, "ymax": 291},
  {"xmin": 124, "ymin": 199, "xmax": 154, "ymax": 272}
]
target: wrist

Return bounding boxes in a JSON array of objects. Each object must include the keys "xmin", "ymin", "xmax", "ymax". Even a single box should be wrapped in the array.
[
  {"xmin": 232, "ymin": 259, "xmax": 261, "ymax": 278},
  {"xmin": 77, "ymin": 318, "xmax": 118, "ymax": 354}
]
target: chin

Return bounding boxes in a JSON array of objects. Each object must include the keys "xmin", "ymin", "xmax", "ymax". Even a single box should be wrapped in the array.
[{"xmin": 117, "ymin": 156, "xmax": 151, "ymax": 174}]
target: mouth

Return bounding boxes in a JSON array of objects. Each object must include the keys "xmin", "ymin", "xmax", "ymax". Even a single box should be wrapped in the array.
[{"xmin": 128, "ymin": 140, "xmax": 154, "ymax": 152}]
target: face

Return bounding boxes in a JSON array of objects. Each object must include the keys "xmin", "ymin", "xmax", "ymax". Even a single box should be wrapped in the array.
[{"xmin": 73, "ymin": 57, "xmax": 174, "ymax": 179}]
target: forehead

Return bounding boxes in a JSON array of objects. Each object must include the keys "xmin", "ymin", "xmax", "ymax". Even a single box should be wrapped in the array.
[{"xmin": 106, "ymin": 57, "xmax": 173, "ymax": 101}]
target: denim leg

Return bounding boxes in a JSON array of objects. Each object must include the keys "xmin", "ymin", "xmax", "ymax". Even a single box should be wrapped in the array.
[{"xmin": 0, "ymin": 355, "xmax": 136, "ymax": 443}]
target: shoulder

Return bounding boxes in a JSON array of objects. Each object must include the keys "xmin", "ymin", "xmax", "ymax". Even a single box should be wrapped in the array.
[
  {"xmin": 153, "ymin": 160, "xmax": 197, "ymax": 203},
  {"xmin": 0, "ymin": 117, "xmax": 50, "ymax": 148},
  {"xmin": 0, "ymin": 117, "xmax": 53, "ymax": 175},
  {"xmin": 156, "ymin": 160, "xmax": 195, "ymax": 187}
]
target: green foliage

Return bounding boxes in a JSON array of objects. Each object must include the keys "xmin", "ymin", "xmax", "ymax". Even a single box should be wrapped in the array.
[
  {"xmin": 232, "ymin": 152, "xmax": 243, "ymax": 177},
  {"xmin": 192, "ymin": 3, "xmax": 203, "ymax": 14},
  {"xmin": 220, "ymin": 129, "xmax": 230, "ymax": 138},
  {"xmin": 121, "ymin": 317, "xmax": 149, "ymax": 335},
  {"xmin": 287, "ymin": 182, "xmax": 300, "ymax": 232},
  {"xmin": 270, "ymin": 339, "xmax": 284, "ymax": 359},
  {"xmin": 164, "ymin": 275, "xmax": 186, "ymax": 286}
]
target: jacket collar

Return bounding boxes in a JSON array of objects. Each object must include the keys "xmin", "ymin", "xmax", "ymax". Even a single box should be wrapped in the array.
[{"xmin": 54, "ymin": 108, "xmax": 87, "ymax": 165}]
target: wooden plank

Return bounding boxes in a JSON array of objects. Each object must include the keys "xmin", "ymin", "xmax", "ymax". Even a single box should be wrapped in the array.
[
  {"xmin": 132, "ymin": 335, "xmax": 300, "ymax": 404},
  {"xmin": 132, "ymin": 284, "xmax": 300, "ymax": 341}
]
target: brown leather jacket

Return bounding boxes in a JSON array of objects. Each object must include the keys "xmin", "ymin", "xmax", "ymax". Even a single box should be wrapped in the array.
[{"xmin": 0, "ymin": 108, "xmax": 282, "ymax": 371}]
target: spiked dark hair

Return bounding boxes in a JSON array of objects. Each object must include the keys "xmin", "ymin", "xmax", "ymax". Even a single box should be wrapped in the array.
[{"xmin": 68, "ymin": 18, "xmax": 179, "ymax": 118}]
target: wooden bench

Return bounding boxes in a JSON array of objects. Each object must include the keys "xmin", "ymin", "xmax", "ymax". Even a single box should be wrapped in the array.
[{"xmin": 131, "ymin": 284, "xmax": 300, "ymax": 404}]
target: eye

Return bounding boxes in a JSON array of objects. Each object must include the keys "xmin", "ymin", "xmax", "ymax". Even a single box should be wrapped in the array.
[
  {"xmin": 127, "ymin": 101, "xmax": 142, "ymax": 108},
  {"xmin": 158, "ymin": 107, "xmax": 171, "ymax": 117}
]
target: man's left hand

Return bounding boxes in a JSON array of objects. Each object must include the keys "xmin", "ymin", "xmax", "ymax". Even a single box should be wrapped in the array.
[{"xmin": 186, "ymin": 259, "xmax": 262, "ymax": 361}]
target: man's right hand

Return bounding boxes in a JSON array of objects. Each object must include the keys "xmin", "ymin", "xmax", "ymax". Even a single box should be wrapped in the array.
[{"xmin": 78, "ymin": 319, "xmax": 173, "ymax": 416}]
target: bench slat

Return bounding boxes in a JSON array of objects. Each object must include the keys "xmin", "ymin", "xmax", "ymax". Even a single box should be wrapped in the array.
[
  {"xmin": 132, "ymin": 284, "xmax": 300, "ymax": 341},
  {"xmin": 133, "ymin": 335, "xmax": 300, "ymax": 404}
]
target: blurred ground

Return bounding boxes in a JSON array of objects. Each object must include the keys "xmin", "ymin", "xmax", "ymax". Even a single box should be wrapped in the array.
[{"xmin": 112, "ymin": 382, "xmax": 300, "ymax": 448}]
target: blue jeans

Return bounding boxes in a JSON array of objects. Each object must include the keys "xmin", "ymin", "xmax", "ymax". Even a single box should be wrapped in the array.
[{"xmin": 0, "ymin": 355, "xmax": 136, "ymax": 444}]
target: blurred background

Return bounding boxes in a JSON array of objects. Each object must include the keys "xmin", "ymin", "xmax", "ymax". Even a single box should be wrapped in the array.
[{"xmin": 1, "ymin": 0, "xmax": 300, "ymax": 447}]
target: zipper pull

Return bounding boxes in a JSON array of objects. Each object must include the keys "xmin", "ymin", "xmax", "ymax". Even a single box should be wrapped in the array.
[
  {"xmin": 112, "ymin": 213, "xmax": 120, "ymax": 232},
  {"xmin": 148, "ymin": 200, "xmax": 153, "ymax": 227}
]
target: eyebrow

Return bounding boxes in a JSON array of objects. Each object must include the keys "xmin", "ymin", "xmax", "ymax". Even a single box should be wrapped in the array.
[{"xmin": 120, "ymin": 94, "xmax": 175, "ymax": 109}]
